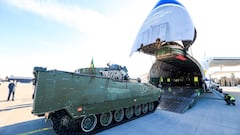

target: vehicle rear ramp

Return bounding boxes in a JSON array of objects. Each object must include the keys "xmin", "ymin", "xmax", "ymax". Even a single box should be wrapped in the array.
[{"xmin": 158, "ymin": 86, "xmax": 202, "ymax": 113}]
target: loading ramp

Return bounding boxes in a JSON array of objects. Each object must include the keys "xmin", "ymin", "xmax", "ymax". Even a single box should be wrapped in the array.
[{"xmin": 158, "ymin": 86, "xmax": 202, "ymax": 113}]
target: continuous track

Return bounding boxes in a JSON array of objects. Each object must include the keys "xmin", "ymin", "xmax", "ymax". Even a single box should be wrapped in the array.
[{"xmin": 50, "ymin": 101, "xmax": 159, "ymax": 135}]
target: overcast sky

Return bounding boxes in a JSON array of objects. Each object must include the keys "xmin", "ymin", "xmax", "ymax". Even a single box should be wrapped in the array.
[{"xmin": 0, "ymin": 0, "xmax": 240, "ymax": 78}]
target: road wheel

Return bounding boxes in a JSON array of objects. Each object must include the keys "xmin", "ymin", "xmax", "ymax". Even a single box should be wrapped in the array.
[
  {"xmin": 125, "ymin": 107, "xmax": 133, "ymax": 119},
  {"xmin": 50, "ymin": 110, "xmax": 72, "ymax": 134},
  {"xmin": 100, "ymin": 111, "xmax": 112, "ymax": 127},
  {"xmin": 80, "ymin": 115, "xmax": 97, "ymax": 133},
  {"xmin": 60, "ymin": 115, "xmax": 71, "ymax": 128},
  {"xmin": 148, "ymin": 102, "xmax": 155, "ymax": 112},
  {"xmin": 142, "ymin": 104, "xmax": 148, "ymax": 114},
  {"xmin": 114, "ymin": 109, "xmax": 124, "ymax": 122},
  {"xmin": 134, "ymin": 105, "xmax": 141, "ymax": 116}
]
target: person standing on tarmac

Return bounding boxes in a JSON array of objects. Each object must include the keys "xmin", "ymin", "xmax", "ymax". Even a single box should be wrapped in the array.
[
  {"xmin": 7, "ymin": 80, "xmax": 16, "ymax": 101},
  {"xmin": 223, "ymin": 93, "xmax": 236, "ymax": 106}
]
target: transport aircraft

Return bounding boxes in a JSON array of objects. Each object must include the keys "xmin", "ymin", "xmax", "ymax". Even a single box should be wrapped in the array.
[
  {"xmin": 130, "ymin": 0, "xmax": 203, "ymax": 113},
  {"xmin": 7, "ymin": 75, "xmax": 33, "ymax": 83}
]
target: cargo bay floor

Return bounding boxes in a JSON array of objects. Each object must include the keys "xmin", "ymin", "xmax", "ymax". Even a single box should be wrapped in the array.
[{"xmin": 0, "ymin": 83, "xmax": 240, "ymax": 135}]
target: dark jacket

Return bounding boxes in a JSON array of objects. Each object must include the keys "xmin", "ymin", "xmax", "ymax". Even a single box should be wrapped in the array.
[{"xmin": 8, "ymin": 82, "xmax": 15, "ymax": 91}]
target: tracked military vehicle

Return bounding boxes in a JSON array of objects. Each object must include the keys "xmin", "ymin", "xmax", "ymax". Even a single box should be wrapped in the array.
[
  {"xmin": 32, "ymin": 65, "xmax": 161, "ymax": 134},
  {"xmin": 32, "ymin": 0, "xmax": 203, "ymax": 134}
]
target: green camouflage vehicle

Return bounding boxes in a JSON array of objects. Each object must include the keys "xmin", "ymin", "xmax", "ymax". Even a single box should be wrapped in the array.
[{"xmin": 32, "ymin": 65, "xmax": 161, "ymax": 134}]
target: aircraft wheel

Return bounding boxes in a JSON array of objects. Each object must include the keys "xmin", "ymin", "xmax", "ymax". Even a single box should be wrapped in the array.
[
  {"xmin": 81, "ymin": 115, "xmax": 97, "ymax": 133},
  {"xmin": 114, "ymin": 109, "xmax": 124, "ymax": 122},
  {"xmin": 100, "ymin": 111, "xmax": 113, "ymax": 127},
  {"xmin": 125, "ymin": 107, "xmax": 133, "ymax": 119},
  {"xmin": 134, "ymin": 105, "xmax": 141, "ymax": 116}
]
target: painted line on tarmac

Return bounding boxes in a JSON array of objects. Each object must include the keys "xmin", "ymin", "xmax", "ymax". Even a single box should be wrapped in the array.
[
  {"xmin": 199, "ymin": 97, "xmax": 223, "ymax": 100},
  {"xmin": 17, "ymin": 127, "xmax": 52, "ymax": 135}
]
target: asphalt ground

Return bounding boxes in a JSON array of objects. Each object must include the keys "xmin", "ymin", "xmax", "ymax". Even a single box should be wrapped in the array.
[{"xmin": 0, "ymin": 82, "xmax": 240, "ymax": 135}]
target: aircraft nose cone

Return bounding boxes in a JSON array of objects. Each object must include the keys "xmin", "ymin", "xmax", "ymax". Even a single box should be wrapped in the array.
[{"xmin": 153, "ymin": 0, "xmax": 183, "ymax": 9}]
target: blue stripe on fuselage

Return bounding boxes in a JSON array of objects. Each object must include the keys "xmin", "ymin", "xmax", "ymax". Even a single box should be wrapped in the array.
[{"xmin": 153, "ymin": 0, "xmax": 183, "ymax": 9}]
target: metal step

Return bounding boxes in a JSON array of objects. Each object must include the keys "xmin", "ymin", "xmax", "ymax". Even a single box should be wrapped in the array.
[{"xmin": 158, "ymin": 86, "xmax": 202, "ymax": 113}]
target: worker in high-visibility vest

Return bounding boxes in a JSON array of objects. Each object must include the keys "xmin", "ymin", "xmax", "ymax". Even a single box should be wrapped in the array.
[
  {"xmin": 194, "ymin": 76, "xmax": 199, "ymax": 86},
  {"xmin": 223, "ymin": 93, "xmax": 236, "ymax": 106}
]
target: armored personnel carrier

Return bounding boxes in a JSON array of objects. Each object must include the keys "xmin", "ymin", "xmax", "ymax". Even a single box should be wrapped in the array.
[
  {"xmin": 32, "ymin": 65, "xmax": 161, "ymax": 134},
  {"xmin": 32, "ymin": 0, "xmax": 204, "ymax": 134}
]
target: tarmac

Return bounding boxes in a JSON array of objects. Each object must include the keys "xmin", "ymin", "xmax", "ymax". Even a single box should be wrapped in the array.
[{"xmin": 0, "ymin": 82, "xmax": 240, "ymax": 135}]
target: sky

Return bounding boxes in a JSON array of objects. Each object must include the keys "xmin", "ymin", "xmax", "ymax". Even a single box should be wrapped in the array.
[{"xmin": 0, "ymin": 0, "xmax": 240, "ymax": 78}]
